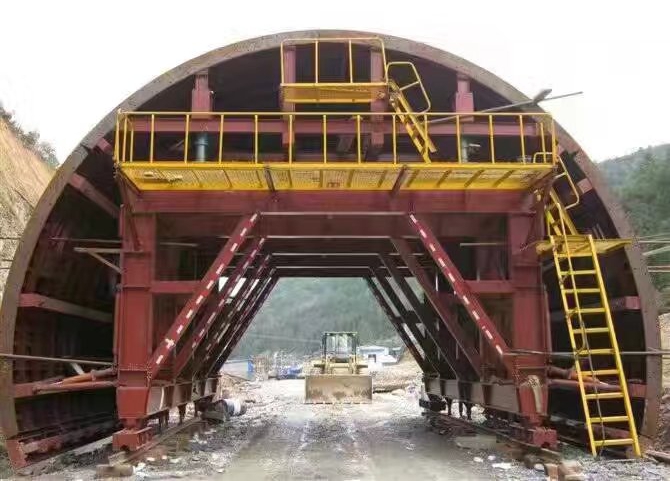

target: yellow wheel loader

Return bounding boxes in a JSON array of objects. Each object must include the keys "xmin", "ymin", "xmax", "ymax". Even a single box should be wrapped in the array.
[{"xmin": 305, "ymin": 332, "xmax": 373, "ymax": 403}]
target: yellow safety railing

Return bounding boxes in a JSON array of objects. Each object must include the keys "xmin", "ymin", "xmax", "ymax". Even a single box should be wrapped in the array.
[
  {"xmin": 114, "ymin": 110, "xmax": 558, "ymax": 166},
  {"xmin": 280, "ymin": 37, "xmax": 387, "ymax": 84},
  {"xmin": 386, "ymin": 62, "xmax": 431, "ymax": 113}
]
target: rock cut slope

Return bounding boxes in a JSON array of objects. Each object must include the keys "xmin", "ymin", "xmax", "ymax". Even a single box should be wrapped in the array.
[{"xmin": 0, "ymin": 118, "xmax": 54, "ymax": 302}]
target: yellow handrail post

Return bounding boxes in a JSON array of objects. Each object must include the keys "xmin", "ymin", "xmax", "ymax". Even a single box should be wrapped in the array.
[
  {"xmin": 392, "ymin": 114, "xmax": 397, "ymax": 164},
  {"xmin": 356, "ymin": 114, "xmax": 362, "ymax": 163},
  {"xmin": 456, "ymin": 115, "xmax": 462, "ymax": 163},
  {"xmin": 539, "ymin": 121, "xmax": 546, "ymax": 164},
  {"xmin": 218, "ymin": 114, "xmax": 224, "ymax": 164},
  {"xmin": 488, "ymin": 114, "xmax": 495, "ymax": 163},
  {"xmin": 518, "ymin": 114, "xmax": 525, "ymax": 163},
  {"xmin": 129, "ymin": 119, "xmax": 135, "ymax": 163},
  {"xmin": 551, "ymin": 119, "xmax": 557, "ymax": 164},
  {"xmin": 114, "ymin": 113, "xmax": 120, "ymax": 163},
  {"xmin": 183, "ymin": 114, "xmax": 190, "ymax": 163},
  {"xmin": 348, "ymin": 40, "xmax": 353, "ymax": 83},
  {"xmin": 254, "ymin": 114, "xmax": 259, "ymax": 163},
  {"xmin": 279, "ymin": 42, "xmax": 284, "ymax": 84},
  {"xmin": 122, "ymin": 114, "xmax": 128, "ymax": 163},
  {"xmin": 149, "ymin": 114, "xmax": 155, "ymax": 163},
  {"xmin": 423, "ymin": 114, "xmax": 429, "ymax": 161},
  {"xmin": 314, "ymin": 40, "xmax": 319, "ymax": 83},
  {"xmin": 322, "ymin": 114, "xmax": 327, "ymax": 163},
  {"xmin": 288, "ymin": 114, "xmax": 294, "ymax": 164}
]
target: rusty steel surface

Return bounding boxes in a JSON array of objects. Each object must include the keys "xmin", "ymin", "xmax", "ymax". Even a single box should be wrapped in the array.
[{"xmin": 0, "ymin": 30, "xmax": 658, "ymax": 467}]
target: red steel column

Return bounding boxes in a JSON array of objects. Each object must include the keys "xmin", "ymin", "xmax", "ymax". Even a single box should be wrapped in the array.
[
  {"xmin": 509, "ymin": 212, "xmax": 553, "ymax": 435},
  {"xmin": 115, "ymin": 209, "xmax": 156, "ymax": 447}
]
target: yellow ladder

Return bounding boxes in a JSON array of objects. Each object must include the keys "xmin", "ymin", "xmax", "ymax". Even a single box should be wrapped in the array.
[
  {"xmin": 548, "ymin": 201, "xmax": 641, "ymax": 457},
  {"xmin": 386, "ymin": 62, "xmax": 436, "ymax": 163}
]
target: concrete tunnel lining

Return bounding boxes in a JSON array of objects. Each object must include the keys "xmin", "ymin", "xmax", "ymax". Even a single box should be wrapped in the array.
[{"xmin": 0, "ymin": 29, "xmax": 659, "ymax": 460}]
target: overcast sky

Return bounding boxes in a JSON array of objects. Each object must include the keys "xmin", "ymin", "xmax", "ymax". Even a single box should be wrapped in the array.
[{"xmin": 1, "ymin": 1, "xmax": 668, "ymax": 162}]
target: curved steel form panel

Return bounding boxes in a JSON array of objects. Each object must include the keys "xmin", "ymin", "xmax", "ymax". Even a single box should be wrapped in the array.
[{"xmin": 0, "ymin": 30, "xmax": 658, "ymax": 465}]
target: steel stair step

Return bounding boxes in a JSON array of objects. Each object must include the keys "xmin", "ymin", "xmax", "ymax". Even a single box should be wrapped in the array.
[
  {"xmin": 564, "ymin": 288, "xmax": 601, "ymax": 294},
  {"xmin": 589, "ymin": 415, "xmax": 630, "ymax": 423},
  {"xmin": 558, "ymin": 269, "xmax": 597, "ymax": 276},
  {"xmin": 578, "ymin": 348, "xmax": 614, "ymax": 355},
  {"xmin": 569, "ymin": 307, "xmax": 606, "ymax": 316},
  {"xmin": 573, "ymin": 327, "xmax": 611, "ymax": 335},
  {"xmin": 593, "ymin": 438, "xmax": 635, "ymax": 447},
  {"xmin": 581, "ymin": 369, "xmax": 620, "ymax": 376},
  {"xmin": 584, "ymin": 391, "xmax": 624, "ymax": 400}
]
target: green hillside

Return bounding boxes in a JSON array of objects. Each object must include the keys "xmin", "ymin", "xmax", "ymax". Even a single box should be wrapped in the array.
[
  {"xmin": 598, "ymin": 144, "xmax": 670, "ymax": 303},
  {"xmin": 233, "ymin": 278, "xmax": 400, "ymax": 357}
]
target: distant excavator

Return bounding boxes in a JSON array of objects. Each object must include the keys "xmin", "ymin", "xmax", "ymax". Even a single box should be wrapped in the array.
[{"xmin": 305, "ymin": 332, "xmax": 373, "ymax": 404}]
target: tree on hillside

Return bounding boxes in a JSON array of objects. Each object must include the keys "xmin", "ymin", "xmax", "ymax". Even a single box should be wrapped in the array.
[
  {"xmin": 0, "ymin": 102, "xmax": 59, "ymax": 168},
  {"xmin": 618, "ymin": 150, "xmax": 670, "ymax": 293}
]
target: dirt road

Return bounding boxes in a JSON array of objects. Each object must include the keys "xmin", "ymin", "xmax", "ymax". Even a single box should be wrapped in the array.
[
  {"xmin": 23, "ymin": 378, "xmax": 670, "ymax": 480},
  {"xmin": 217, "ymin": 379, "xmax": 501, "ymax": 480}
]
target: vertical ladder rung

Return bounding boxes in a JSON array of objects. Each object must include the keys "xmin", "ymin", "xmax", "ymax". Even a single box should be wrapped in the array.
[
  {"xmin": 578, "ymin": 348, "xmax": 614, "ymax": 355},
  {"xmin": 590, "ymin": 415, "xmax": 630, "ymax": 423},
  {"xmin": 584, "ymin": 391, "xmax": 623, "ymax": 400},
  {"xmin": 573, "ymin": 327, "xmax": 611, "ymax": 335},
  {"xmin": 593, "ymin": 438, "xmax": 635, "ymax": 447},
  {"xmin": 581, "ymin": 369, "xmax": 620, "ymax": 376},
  {"xmin": 564, "ymin": 288, "xmax": 601, "ymax": 294}
]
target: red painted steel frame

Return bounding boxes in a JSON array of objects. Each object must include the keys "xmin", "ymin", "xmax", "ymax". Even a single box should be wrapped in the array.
[
  {"xmin": 172, "ymin": 237, "xmax": 266, "ymax": 377},
  {"xmin": 407, "ymin": 214, "xmax": 512, "ymax": 369},
  {"xmin": 387, "ymin": 241, "xmax": 483, "ymax": 376},
  {"xmin": 207, "ymin": 275, "xmax": 279, "ymax": 376},
  {"xmin": 147, "ymin": 213, "xmax": 260, "ymax": 379},
  {"xmin": 191, "ymin": 258, "xmax": 272, "ymax": 376},
  {"xmin": 378, "ymin": 253, "xmax": 478, "ymax": 379},
  {"xmin": 371, "ymin": 270, "xmax": 452, "ymax": 377},
  {"xmin": 364, "ymin": 277, "xmax": 430, "ymax": 372}
]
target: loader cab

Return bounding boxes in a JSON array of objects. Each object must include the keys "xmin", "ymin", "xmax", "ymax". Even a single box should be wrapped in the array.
[{"xmin": 322, "ymin": 331, "xmax": 358, "ymax": 362}]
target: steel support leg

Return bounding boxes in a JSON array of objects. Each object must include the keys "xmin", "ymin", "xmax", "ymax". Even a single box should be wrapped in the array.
[
  {"xmin": 372, "ymin": 270, "xmax": 453, "ymax": 377},
  {"xmin": 207, "ymin": 275, "xmax": 279, "ymax": 376},
  {"xmin": 378, "ymin": 254, "xmax": 477, "ymax": 379},
  {"xmin": 147, "ymin": 213, "xmax": 260, "ymax": 379},
  {"xmin": 173, "ymin": 237, "xmax": 266, "ymax": 377},
  {"xmin": 190, "ymin": 259, "xmax": 272, "ymax": 376},
  {"xmin": 386, "ymin": 242, "xmax": 482, "ymax": 377},
  {"xmin": 364, "ymin": 277, "xmax": 430, "ymax": 372},
  {"xmin": 407, "ymin": 214, "xmax": 511, "ymax": 371}
]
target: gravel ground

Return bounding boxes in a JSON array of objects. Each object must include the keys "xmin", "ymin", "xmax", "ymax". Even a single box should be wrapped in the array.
[{"xmin": 8, "ymin": 377, "xmax": 670, "ymax": 480}]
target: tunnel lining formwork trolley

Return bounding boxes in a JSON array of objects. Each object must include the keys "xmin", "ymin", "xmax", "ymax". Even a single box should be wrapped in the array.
[{"xmin": 0, "ymin": 31, "xmax": 658, "ymax": 467}]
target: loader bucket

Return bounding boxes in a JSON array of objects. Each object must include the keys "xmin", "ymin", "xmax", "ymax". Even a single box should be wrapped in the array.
[{"xmin": 304, "ymin": 374, "xmax": 373, "ymax": 403}]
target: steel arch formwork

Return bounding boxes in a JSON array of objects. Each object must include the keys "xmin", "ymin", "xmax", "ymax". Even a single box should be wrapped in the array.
[{"xmin": 0, "ymin": 31, "xmax": 657, "ymax": 467}]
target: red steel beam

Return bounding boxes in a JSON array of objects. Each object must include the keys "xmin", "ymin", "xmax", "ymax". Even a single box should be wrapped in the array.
[
  {"xmin": 130, "ymin": 191, "xmax": 529, "ymax": 215},
  {"xmin": 378, "ymin": 255, "xmax": 478, "ymax": 378},
  {"xmin": 407, "ymin": 214, "xmax": 511, "ymax": 370},
  {"xmin": 207, "ymin": 275, "xmax": 279, "ymax": 376},
  {"xmin": 68, "ymin": 173, "xmax": 119, "ymax": 219},
  {"xmin": 172, "ymin": 238, "xmax": 266, "ymax": 377},
  {"xmin": 19, "ymin": 294, "xmax": 112, "ymax": 323},
  {"xmin": 147, "ymin": 213, "xmax": 259, "ymax": 379},
  {"xmin": 371, "ymin": 270, "xmax": 451, "ymax": 377},
  {"xmin": 363, "ymin": 277, "xmax": 429, "ymax": 372},
  {"xmin": 196, "ymin": 272, "xmax": 275, "ymax": 377},
  {"xmin": 185, "ymin": 256, "xmax": 271, "ymax": 377},
  {"xmin": 150, "ymin": 280, "xmax": 200, "ymax": 294},
  {"xmin": 129, "ymin": 117, "xmax": 539, "ymax": 137},
  {"xmin": 391, "ymin": 238, "xmax": 482, "ymax": 375}
]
